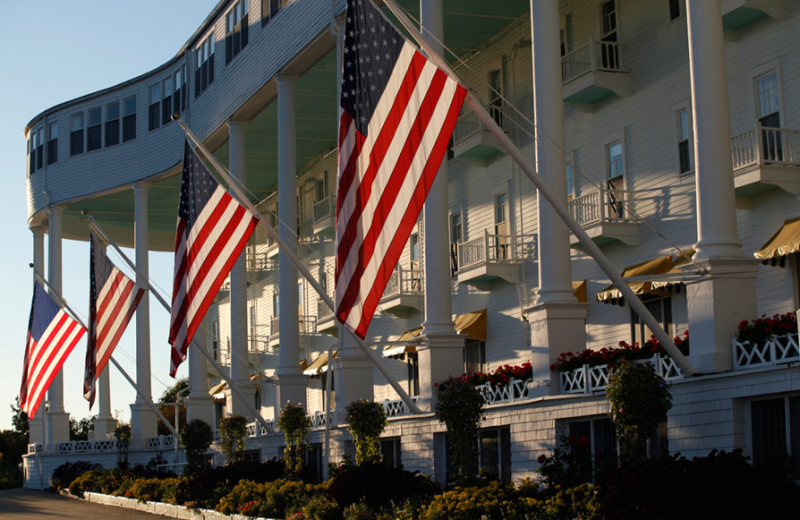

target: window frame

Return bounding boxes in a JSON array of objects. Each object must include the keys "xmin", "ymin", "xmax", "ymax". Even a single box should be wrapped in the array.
[
  {"xmin": 748, "ymin": 394, "xmax": 800, "ymax": 479},
  {"xmin": 261, "ymin": 0, "xmax": 281, "ymax": 26},
  {"xmin": 148, "ymin": 83, "xmax": 161, "ymax": 131},
  {"xmin": 463, "ymin": 338, "xmax": 486, "ymax": 374},
  {"xmin": 122, "ymin": 95, "xmax": 137, "ymax": 142},
  {"xmin": 105, "ymin": 101, "xmax": 120, "ymax": 148},
  {"xmin": 86, "ymin": 106, "xmax": 102, "ymax": 152},
  {"xmin": 225, "ymin": 0, "xmax": 249, "ymax": 65},
  {"xmin": 46, "ymin": 121, "xmax": 58, "ymax": 165},
  {"xmin": 673, "ymin": 103, "xmax": 694, "ymax": 175},
  {"xmin": 630, "ymin": 295, "xmax": 674, "ymax": 346},
  {"xmin": 449, "ymin": 206, "xmax": 463, "ymax": 276},
  {"xmin": 487, "ymin": 63, "xmax": 504, "ymax": 130},
  {"xmin": 667, "ymin": 0, "xmax": 683, "ymax": 22},
  {"xmin": 70, "ymin": 112, "xmax": 85, "ymax": 156},
  {"xmin": 195, "ymin": 34, "xmax": 216, "ymax": 98}
]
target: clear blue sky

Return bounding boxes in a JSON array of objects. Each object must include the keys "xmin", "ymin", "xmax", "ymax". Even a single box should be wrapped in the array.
[{"xmin": 0, "ymin": 0, "xmax": 221, "ymax": 430}]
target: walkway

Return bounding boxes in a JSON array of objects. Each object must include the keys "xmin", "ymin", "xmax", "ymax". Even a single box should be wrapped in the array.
[{"xmin": 0, "ymin": 487, "xmax": 173, "ymax": 519}]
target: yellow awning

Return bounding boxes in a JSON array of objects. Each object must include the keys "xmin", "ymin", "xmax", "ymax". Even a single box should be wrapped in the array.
[
  {"xmin": 755, "ymin": 216, "xmax": 800, "ymax": 264},
  {"xmin": 383, "ymin": 327, "xmax": 421, "ymax": 358},
  {"xmin": 454, "ymin": 309, "xmax": 487, "ymax": 342},
  {"xmin": 303, "ymin": 351, "xmax": 339, "ymax": 376},
  {"xmin": 208, "ymin": 372, "xmax": 265, "ymax": 397},
  {"xmin": 652, "ymin": 250, "xmax": 695, "ymax": 290},
  {"xmin": 572, "ymin": 280, "xmax": 587, "ymax": 303},
  {"xmin": 596, "ymin": 255, "xmax": 674, "ymax": 303}
]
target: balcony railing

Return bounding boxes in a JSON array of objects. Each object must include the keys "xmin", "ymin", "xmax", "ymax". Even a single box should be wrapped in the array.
[
  {"xmin": 381, "ymin": 397, "xmax": 419, "ymax": 418},
  {"xmin": 146, "ymin": 435, "xmax": 177, "ymax": 450},
  {"xmin": 382, "ymin": 266, "xmax": 423, "ymax": 299},
  {"xmin": 568, "ymin": 187, "xmax": 636, "ymax": 227},
  {"xmin": 270, "ymin": 315, "xmax": 318, "ymax": 338},
  {"xmin": 476, "ymin": 378, "xmax": 533, "ymax": 406},
  {"xmin": 57, "ymin": 439, "xmax": 117, "ymax": 454},
  {"xmin": 452, "ymin": 110, "xmax": 508, "ymax": 146},
  {"xmin": 247, "ymin": 252, "xmax": 278, "ymax": 273},
  {"xmin": 246, "ymin": 420, "xmax": 274, "ymax": 437},
  {"xmin": 310, "ymin": 411, "xmax": 331, "ymax": 429},
  {"xmin": 731, "ymin": 125, "xmax": 800, "ymax": 172},
  {"xmin": 560, "ymin": 354, "xmax": 683, "ymax": 394},
  {"xmin": 313, "ymin": 196, "xmax": 333, "ymax": 224},
  {"xmin": 317, "ymin": 299, "xmax": 334, "ymax": 321},
  {"xmin": 733, "ymin": 332, "xmax": 799, "ymax": 369},
  {"xmin": 458, "ymin": 230, "xmax": 521, "ymax": 270},
  {"xmin": 562, "ymin": 36, "xmax": 625, "ymax": 85}
]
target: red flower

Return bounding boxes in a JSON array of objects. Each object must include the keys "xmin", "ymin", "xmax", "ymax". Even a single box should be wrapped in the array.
[
  {"xmin": 549, "ymin": 364, "xmax": 557, "ymax": 371},
  {"xmin": 595, "ymin": 450, "xmax": 605, "ymax": 461},
  {"xmin": 537, "ymin": 454, "xmax": 547, "ymax": 464},
  {"xmin": 568, "ymin": 435, "xmax": 577, "ymax": 445},
  {"xmin": 578, "ymin": 436, "xmax": 590, "ymax": 448}
]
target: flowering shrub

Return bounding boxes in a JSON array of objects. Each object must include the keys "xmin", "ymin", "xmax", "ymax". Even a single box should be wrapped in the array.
[
  {"xmin": 737, "ymin": 312, "xmax": 797, "ymax": 344},
  {"xmin": 218, "ymin": 414, "xmax": 248, "ymax": 465},
  {"xmin": 180, "ymin": 419, "xmax": 213, "ymax": 477},
  {"xmin": 345, "ymin": 400, "xmax": 388, "ymax": 465},
  {"xmin": 551, "ymin": 330, "xmax": 690, "ymax": 372},
  {"xmin": 125, "ymin": 477, "xmax": 182, "ymax": 504},
  {"xmin": 607, "ymin": 361, "xmax": 672, "ymax": 462},
  {"xmin": 454, "ymin": 362, "xmax": 534, "ymax": 389},
  {"xmin": 278, "ymin": 402, "xmax": 312, "ymax": 477},
  {"xmin": 434, "ymin": 376, "xmax": 485, "ymax": 483}
]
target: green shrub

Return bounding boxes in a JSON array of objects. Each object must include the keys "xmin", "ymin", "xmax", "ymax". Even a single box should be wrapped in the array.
[
  {"xmin": 343, "ymin": 501, "xmax": 376, "ymax": 520},
  {"xmin": 278, "ymin": 403, "xmax": 312, "ymax": 477},
  {"xmin": 302, "ymin": 493, "xmax": 341, "ymax": 520},
  {"xmin": 327, "ymin": 462, "xmax": 440, "ymax": 512},
  {"xmin": 434, "ymin": 375, "xmax": 485, "ymax": 483},
  {"xmin": 51, "ymin": 460, "xmax": 98, "ymax": 491},
  {"xmin": 125, "ymin": 477, "xmax": 182, "ymax": 504},
  {"xmin": 216, "ymin": 480, "xmax": 267, "ymax": 514},
  {"xmin": 180, "ymin": 419, "xmax": 213, "ymax": 476},
  {"xmin": 345, "ymin": 400, "xmax": 387, "ymax": 466},
  {"xmin": 218, "ymin": 415, "xmax": 248, "ymax": 465}
]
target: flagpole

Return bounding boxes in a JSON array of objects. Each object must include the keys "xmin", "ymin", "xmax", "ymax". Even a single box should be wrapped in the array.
[
  {"xmin": 30, "ymin": 268, "xmax": 181, "ymax": 438},
  {"xmin": 83, "ymin": 216, "xmax": 277, "ymax": 434},
  {"xmin": 380, "ymin": 0, "xmax": 697, "ymax": 376},
  {"xmin": 176, "ymin": 119, "xmax": 425, "ymax": 414}
]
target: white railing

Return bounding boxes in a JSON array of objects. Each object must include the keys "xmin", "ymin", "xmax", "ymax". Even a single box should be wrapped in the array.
[
  {"xmin": 57, "ymin": 439, "xmax": 117, "ymax": 454},
  {"xmin": 147, "ymin": 435, "xmax": 176, "ymax": 450},
  {"xmin": 246, "ymin": 420, "xmax": 273, "ymax": 437},
  {"xmin": 313, "ymin": 196, "xmax": 333, "ymax": 224},
  {"xmin": 382, "ymin": 266, "xmax": 423, "ymax": 300},
  {"xmin": 458, "ymin": 230, "xmax": 524, "ymax": 270},
  {"xmin": 317, "ymin": 299, "xmax": 334, "ymax": 321},
  {"xmin": 452, "ymin": 109, "xmax": 508, "ymax": 147},
  {"xmin": 560, "ymin": 354, "xmax": 684, "ymax": 394},
  {"xmin": 476, "ymin": 378, "xmax": 533, "ymax": 405},
  {"xmin": 731, "ymin": 126, "xmax": 800, "ymax": 172},
  {"xmin": 310, "ymin": 411, "xmax": 331, "ymax": 428},
  {"xmin": 381, "ymin": 397, "xmax": 420, "ymax": 418},
  {"xmin": 249, "ymin": 324, "xmax": 271, "ymax": 353},
  {"xmin": 270, "ymin": 315, "xmax": 317, "ymax": 338},
  {"xmin": 568, "ymin": 188, "xmax": 636, "ymax": 226},
  {"xmin": 248, "ymin": 252, "xmax": 278, "ymax": 273},
  {"xmin": 733, "ymin": 332, "xmax": 800, "ymax": 369},
  {"xmin": 562, "ymin": 36, "xmax": 625, "ymax": 85},
  {"xmin": 27, "ymin": 443, "xmax": 42, "ymax": 454}
]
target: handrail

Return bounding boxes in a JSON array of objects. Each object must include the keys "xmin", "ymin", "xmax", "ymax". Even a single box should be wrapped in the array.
[
  {"xmin": 731, "ymin": 125, "xmax": 800, "ymax": 172},
  {"xmin": 568, "ymin": 187, "xmax": 636, "ymax": 226},
  {"xmin": 562, "ymin": 35, "xmax": 626, "ymax": 85}
]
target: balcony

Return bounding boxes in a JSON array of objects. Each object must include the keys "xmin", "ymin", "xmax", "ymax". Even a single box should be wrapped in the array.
[
  {"xmin": 316, "ymin": 299, "xmax": 338, "ymax": 335},
  {"xmin": 568, "ymin": 187, "xmax": 639, "ymax": 247},
  {"xmin": 269, "ymin": 315, "xmax": 318, "ymax": 346},
  {"xmin": 247, "ymin": 252, "xmax": 278, "ymax": 282},
  {"xmin": 561, "ymin": 36, "xmax": 629, "ymax": 110},
  {"xmin": 451, "ymin": 110, "xmax": 506, "ymax": 166},
  {"xmin": 456, "ymin": 231, "xmax": 533, "ymax": 287},
  {"xmin": 722, "ymin": 0, "xmax": 787, "ymax": 32},
  {"xmin": 731, "ymin": 126, "xmax": 800, "ymax": 198},
  {"xmin": 312, "ymin": 196, "xmax": 335, "ymax": 236},
  {"xmin": 379, "ymin": 266, "xmax": 423, "ymax": 315}
]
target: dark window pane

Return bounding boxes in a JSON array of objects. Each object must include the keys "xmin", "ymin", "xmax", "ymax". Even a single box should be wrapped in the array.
[
  {"xmin": 242, "ymin": 14, "xmax": 249, "ymax": 48},
  {"xmin": 36, "ymin": 146, "xmax": 43, "ymax": 170},
  {"xmin": 209, "ymin": 56, "xmax": 215, "ymax": 84},
  {"xmin": 123, "ymin": 114, "xmax": 136, "ymax": 142},
  {"xmin": 162, "ymin": 95, "xmax": 173, "ymax": 125},
  {"xmin": 105, "ymin": 120, "xmax": 120, "ymax": 147},
  {"xmin": 679, "ymin": 140, "xmax": 690, "ymax": 173},
  {"xmin": 752, "ymin": 398, "xmax": 787, "ymax": 467},
  {"xmin": 790, "ymin": 396, "xmax": 799, "ymax": 479},
  {"xmin": 195, "ymin": 68, "xmax": 201, "ymax": 98},
  {"xmin": 669, "ymin": 0, "xmax": 681, "ymax": 20},
  {"xmin": 29, "ymin": 147, "xmax": 35, "ymax": 172},
  {"xmin": 70, "ymin": 131, "xmax": 84, "ymax": 156},
  {"xmin": 47, "ymin": 139, "xmax": 58, "ymax": 165},
  {"xmin": 87, "ymin": 125, "xmax": 102, "ymax": 151},
  {"xmin": 149, "ymin": 103, "xmax": 160, "ymax": 131},
  {"xmin": 226, "ymin": 34, "xmax": 233, "ymax": 64},
  {"xmin": 594, "ymin": 418, "xmax": 618, "ymax": 469},
  {"xmin": 271, "ymin": 0, "xmax": 280, "ymax": 18}
]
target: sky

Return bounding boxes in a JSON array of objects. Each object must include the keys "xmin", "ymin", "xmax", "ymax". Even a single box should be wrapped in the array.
[{"xmin": 0, "ymin": 0, "xmax": 222, "ymax": 430}]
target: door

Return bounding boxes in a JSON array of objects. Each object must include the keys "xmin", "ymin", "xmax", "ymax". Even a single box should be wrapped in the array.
[
  {"xmin": 757, "ymin": 73, "xmax": 783, "ymax": 161},
  {"xmin": 494, "ymin": 193, "xmax": 510, "ymax": 260},
  {"xmin": 600, "ymin": 1, "xmax": 619, "ymax": 70}
]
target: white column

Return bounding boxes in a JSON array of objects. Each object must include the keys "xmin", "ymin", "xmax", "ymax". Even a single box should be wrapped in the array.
[
  {"xmin": 275, "ymin": 75, "xmax": 307, "ymax": 410},
  {"xmin": 227, "ymin": 120, "xmax": 255, "ymax": 418},
  {"xmin": 527, "ymin": 0, "xmax": 587, "ymax": 395},
  {"xmin": 47, "ymin": 206, "xmax": 70, "ymax": 448},
  {"xmin": 418, "ymin": 0, "xmax": 464, "ymax": 407},
  {"xmin": 131, "ymin": 182, "xmax": 156, "ymax": 446},
  {"xmin": 331, "ymin": 19, "xmax": 373, "ymax": 420},
  {"xmin": 187, "ymin": 316, "xmax": 214, "ymax": 425},
  {"xmin": 92, "ymin": 365, "xmax": 115, "ymax": 438},
  {"xmin": 683, "ymin": 0, "xmax": 758, "ymax": 372},
  {"xmin": 28, "ymin": 228, "xmax": 45, "ymax": 448}
]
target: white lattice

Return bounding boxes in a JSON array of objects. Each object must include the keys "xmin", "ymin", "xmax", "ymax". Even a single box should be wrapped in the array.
[
  {"xmin": 246, "ymin": 421, "xmax": 273, "ymax": 437},
  {"xmin": 94, "ymin": 440, "xmax": 116, "ymax": 452},
  {"xmin": 310, "ymin": 411, "xmax": 330, "ymax": 428},
  {"xmin": 476, "ymin": 378, "xmax": 532, "ymax": 405},
  {"xmin": 559, "ymin": 355, "xmax": 683, "ymax": 394},
  {"xmin": 654, "ymin": 354, "xmax": 683, "ymax": 380},
  {"xmin": 381, "ymin": 397, "xmax": 419, "ymax": 417},
  {"xmin": 27, "ymin": 443, "xmax": 42, "ymax": 454},
  {"xmin": 734, "ymin": 332, "xmax": 800, "ymax": 369},
  {"xmin": 560, "ymin": 366, "xmax": 587, "ymax": 394},
  {"xmin": 773, "ymin": 334, "xmax": 800, "ymax": 362}
]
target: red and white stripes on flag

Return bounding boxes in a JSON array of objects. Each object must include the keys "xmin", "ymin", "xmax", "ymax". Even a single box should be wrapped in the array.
[
  {"xmin": 84, "ymin": 234, "xmax": 145, "ymax": 407},
  {"xmin": 169, "ymin": 141, "xmax": 257, "ymax": 376},
  {"xmin": 20, "ymin": 282, "xmax": 86, "ymax": 419},
  {"xmin": 334, "ymin": 0, "xmax": 467, "ymax": 338}
]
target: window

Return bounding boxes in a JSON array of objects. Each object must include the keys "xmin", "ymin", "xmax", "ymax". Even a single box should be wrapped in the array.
[
  {"xmin": 174, "ymin": 66, "xmax": 187, "ymax": 114},
  {"xmin": 243, "ymin": 449, "xmax": 261, "ymax": 463},
  {"xmin": 756, "ymin": 72, "xmax": 784, "ymax": 162},
  {"xmin": 46, "ymin": 122, "xmax": 58, "ymax": 165},
  {"xmin": 70, "ymin": 112, "xmax": 84, "ymax": 156},
  {"xmin": 464, "ymin": 339, "xmax": 486, "ymax": 374},
  {"xmin": 409, "ymin": 233, "xmax": 420, "ymax": 270},
  {"xmin": 305, "ymin": 443, "xmax": 324, "ymax": 483},
  {"xmin": 87, "ymin": 107, "xmax": 102, "ymax": 151},
  {"xmin": 149, "ymin": 84, "xmax": 161, "ymax": 131},
  {"xmin": 105, "ymin": 102, "xmax": 120, "ymax": 147},
  {"xmin": 559, "ymin": 14, "xmax": 570, "ymax": 57},
  {"xmin": 195, "ymin": 34, "xmax": 215, "ymax": 98},
  {"xmin": 450, "ymin": 211, "xmax": 462, "ymax": 275},
  {"xmin": 751, "ymin": 395, "xmax": 800, "ymax": 479},
  {"xmin": 566, "ymin": 160, "xmax": 576, "ymax": 199},
  {"xmin": 249, "ymin": 305, "xmax": 257, "ymax": 351},
  {"xmin": 226, "ymin": 0, "xmax": 249, "ymax": 65},
  {"xmin": 606, "ymin": 139, "xmax": 625, "ymax": 217},
  {"xmin": 122, "ymin": 96, "xmax": 137, "ymax": 142},
  {"xmin": 273, "ymin": 289, "xmax": 280, "ymax": 317},
  {"xmin": 30, "ymin": 127, "xmax": 45, "ymax": 172},
  {"xmin": 600, "ymin": 0, "xmax": 619, "ymax": 69},
  {"xmin": 445, "ymin": 427, "xmax": 511, "ymax": 483},
  {"xmin": 254, "ymin": 388, "xmax": 261, "ymax": 411},
  {"xmin": 321, "ymin": 371, "xmax": 335, "ymax": 411},
  {"xmin": 668, "ymin": 0, "xmax": 682, "ymax": 21},
  {"xmin": 162, "ymin": 75, "xmax": 174, "ymax": 125},
  {"xmin": 298, "ymin": 282, "xmax": 304, "ymax": 313},
  {"xmin": 381, "ymin": 438, "xmax": 402, "ymax": 469},
  {"xmin": 261, "ymin": 0, "xmax": 280, "ymax": 26},
  {"xmin": 407, "ymin": 352, "xmax": 420, "ymax": 396},
  {"xmin": 568, "ymin": 418, "xmax": 618, "ymax": 481},
  {"xmin": 28, "ymin": 135, "xmax": 34, "ymax": 173},
  {"xmin": 494, "ymin": 192, "xmax": 511, "ymax": 259},
  {"xmin": 212, "ymin": 320, "xmax": 220, "ymax": 360},
  {"xmin": 631, "ymin": 296, "xmax": 673, "ymax": 346},
  {"xmin": 488, "ymin": 68, "xmax": 504, "ymax": 129},
  {"xmin": 677, "ymin": 109, "xmax": 692, "ymax": 174}
]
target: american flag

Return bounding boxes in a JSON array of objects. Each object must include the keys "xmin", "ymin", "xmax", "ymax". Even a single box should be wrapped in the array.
[
  {"xmin": 84, "ymin": 233, "xmax": 145, "ymax": 407},
  {"xmin": 334, "ymin": 0, "xmax": 467, "ymax": 338},
  {"xmin": 169, "ymin": 140, "xmax": 258, "ymax": 376},
  {"xmin": 19, "ymin": 282, "xmax": 86, "ymax": 419}
]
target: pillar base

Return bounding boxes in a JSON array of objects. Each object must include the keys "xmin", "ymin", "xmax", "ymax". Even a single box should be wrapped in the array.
[
  {"xmin": 226, "ymin": 382, "xmax": 257, "ymax": 419},
  {"xmin": 130, "ymin": 403, "xmax": 157, "ymax": 448},
  {"xmin": 274, "ymin": 372, "xmax": 307, "ymax": 411},
  {"xmin": 682, "ymin": 257, "xmax": 758, "ymax": 373},
  {"xmin": 418, "ymin": 332, "xmax": 465, "ymax": 408},
  {"xmin": 186, "ymin": 393, "xmax": 216, "ymax": 426},
  {"xmin": 48, "ymin": 411, "xmax": 71, "ymax": 452},
  {"xmin": 331, "ymin": 348, "xmax": 374, "ymax": 425},
  {"xmin": 526, "ymin": 302, "xmax": 588, "ymax": 396},
  {"xmin": 92, "ymin": 415, "xmax": 116, "ymax": 440},
  {"xmin": 28, "ymin": 416, "xmax": 44, "ymax": 448}
]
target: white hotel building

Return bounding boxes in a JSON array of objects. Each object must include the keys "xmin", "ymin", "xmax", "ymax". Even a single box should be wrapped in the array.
[{"xmin": 22, "ymin": 0, "xmax": 799, "ymax": 485}]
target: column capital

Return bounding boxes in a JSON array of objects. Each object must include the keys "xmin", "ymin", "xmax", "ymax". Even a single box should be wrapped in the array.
[
  {"xmin": 276, "ymin": 74, "xmax": 299, "ymax": 87},
  {"xmin": 227, "ymin": 119, "xmax": 247, "ymax": 132},
  {"xmin": 133, "ymin": 180, "xmax": 154, "ymax": 192},
  {"xmin": 47, "ymin": 204, "xmax": 65, "ymax": 218}
]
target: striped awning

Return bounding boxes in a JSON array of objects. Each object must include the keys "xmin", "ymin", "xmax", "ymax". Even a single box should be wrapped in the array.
[
  {"xmin": 382, "ymin": 328, "xmax": 422, "ymax": 358},
  {"xmin": 382, "ymin": 309, "xmax": 488, "ymax": 358},
  {"xmin": 209, "ymin": 372, "xmax": 265, "ymax": 398},
  {"xmin": 572, "ymin": 280, "xmax": 587, "ymax": 303},
  {"xmin": 303, "ymin": 351, "xmax": 338, "ymax": 376},
  {"xmin": 754, "ymin": 216, "xmax": 800, "ymax": 265}
]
